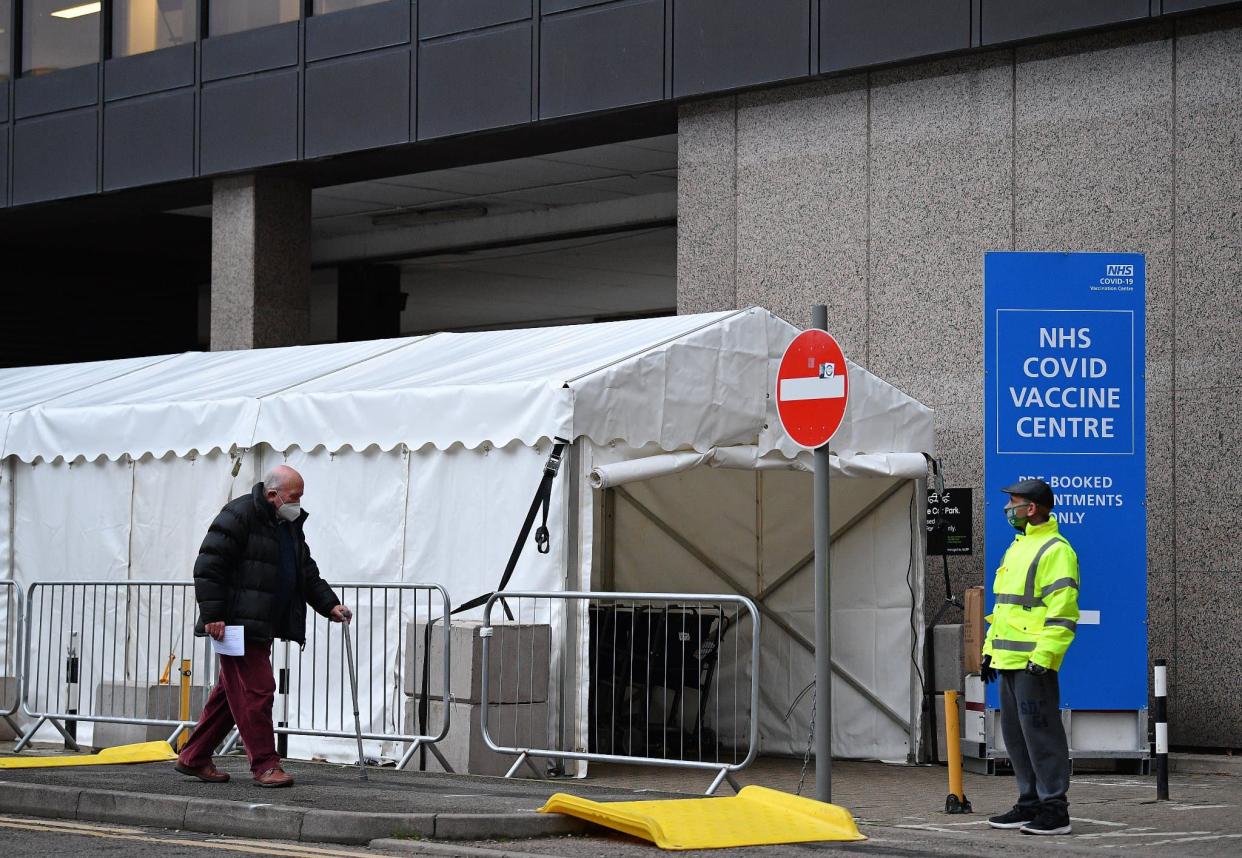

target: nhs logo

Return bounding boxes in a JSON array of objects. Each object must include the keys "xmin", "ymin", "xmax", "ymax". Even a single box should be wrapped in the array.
[{"xmin": 1106, "ymin": 264, "xmax": 1135, "ymax": 277}]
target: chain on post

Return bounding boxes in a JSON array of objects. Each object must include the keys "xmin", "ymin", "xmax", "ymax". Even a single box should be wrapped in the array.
[{"xmin": 796, "ymin": 682, "xmax": 817, "ymax": 796}]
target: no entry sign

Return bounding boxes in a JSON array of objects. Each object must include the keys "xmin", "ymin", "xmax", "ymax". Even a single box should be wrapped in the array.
[{"xmin": 776, "ymin": 329, "xmax": 849, "ymax": 450}]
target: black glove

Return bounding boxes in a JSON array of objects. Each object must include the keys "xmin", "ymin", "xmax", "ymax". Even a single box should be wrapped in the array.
[
  {"xmin": 980, "ymin": 655, "xmax": 997, "ymax": 684},
  {"xmin": 1025, "ymin": 661, "xmax": 1048, "ymax": 676}
]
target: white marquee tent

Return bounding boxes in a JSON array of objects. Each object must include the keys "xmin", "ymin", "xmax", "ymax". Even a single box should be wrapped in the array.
[{"xmin": 0, "ymin": 308, "xmax": 934, "ymax": 766}]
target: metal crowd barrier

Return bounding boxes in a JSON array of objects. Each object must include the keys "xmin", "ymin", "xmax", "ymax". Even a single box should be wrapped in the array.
[
  {"xmin": 479, "ymin": 590, "xmax": 761, "ymax": 795},
  {"xmin": 15, "ymin": 580, "xmax": 451, "ymax": 769},
  {"xmin": 1, "ymin": 580, "xmax": 22, "ymax": 736},
  {"xmin": 222, "ymin": 582, "xmax": 452, "ymax": 770},
  {"xmin": 17, "ymin": 580, "xmax": 208, "ymax": 751}
]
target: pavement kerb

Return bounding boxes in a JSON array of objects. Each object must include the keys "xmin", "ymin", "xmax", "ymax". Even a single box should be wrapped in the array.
[{"xmin": 0, "ymin": 780, "xmax": 589, "ymax": 845}]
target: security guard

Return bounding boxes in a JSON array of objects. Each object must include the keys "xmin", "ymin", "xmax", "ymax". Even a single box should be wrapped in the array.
[{"xmin": 982, "ymin": 478, "xmax": 1079, "ymax": 836}]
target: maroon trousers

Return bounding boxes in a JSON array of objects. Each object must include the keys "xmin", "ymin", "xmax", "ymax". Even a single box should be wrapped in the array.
[{"xmin": 178, "ymin": 640, "xmax": 280, "ymax": 776}]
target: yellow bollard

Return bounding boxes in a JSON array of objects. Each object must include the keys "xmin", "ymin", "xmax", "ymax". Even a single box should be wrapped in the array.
[
  {"xmin": 177, "ymin": 659, "xmax": 192, "ymax": 751},
  {"xmin": 944, "ymin": 690, "xmax": 972, "ymax": 813}
]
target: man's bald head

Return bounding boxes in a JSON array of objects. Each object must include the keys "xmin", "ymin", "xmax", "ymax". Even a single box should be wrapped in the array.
[{"xmin": 264, "ymin": 465, "xmax": 305, "ymax": 515}]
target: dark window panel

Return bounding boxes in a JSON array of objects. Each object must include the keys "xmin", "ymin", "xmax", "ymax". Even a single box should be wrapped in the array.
[
  {"xmin": 418, "ymin": 23, "xmax": 532, "ymax": 139},
  {"xmin": 0, "ymin": 87, "xmax": 9, "ymax": 123},
  {"xmin": 103, "ymin": 89, "xmax": 194, "ymax": 190},
  {"xmin": 200, "ymin": 70, "xmax": 298, "ymax": 174},
  {"xmin": 540, "ymin": 0, "xmax": 664, "ymax": 120},
  {"xmin": 981, "ymin": 0, "xmax": 1149, "ymax": 45},
  {"xmin": 12, "ymin": 107, "xmax": 97, "ymax": 204},
  {"xmin": 209, "ymin": 0, "xmax": 299, "ymax": 37},
  {"xmin": 14, "ymin": 62, "xmax": 97, "ymax": 119},
  {"xmin": 0, "ymin": 127, "xmax": 8, "ymax": 206},
  {"xmin": 305, "ymin": 0, "xmax": 410, "ymax": 63},
  {"xmin": 21, "ymin": 0, "xmax": 101, "ymax": 75},
  {"xmin": 112, "ymin": 0, "xmax": 197, "ymax": 58},
  {"xmin": 202, "ymin": 20, "xmax": 299, "ymax": 81},
  {"xmin": 419, "ymin": 0, "xmax": 531, "ymax": 39},
  {"xmin": 543, "ymin": 0, "xmax": 615, "ymax": 11},
  {"xmin": 104, "ymin": 42, "xmax": 195, "ymax": 101},
  {"xmin": 1162, "ymin": 0, "xmax": 1238, "ymax": 11},
  {"xmin": 0, "ymin": 0, "xmax": 11, "ymax": 81},
  {"xmin": 673, "ymin": 0, "xmax": 810, "ymax": 98},
  {"xmin": 821, "ymin": 0, "xmax": 972, "ymax": 73},
  {"xmin": 305, "ymin": 49, "xmax": 410, "ymax": 157},
  {"xmin": 313, "ymin": 0, "xmax": 391, "ymax": 14}
]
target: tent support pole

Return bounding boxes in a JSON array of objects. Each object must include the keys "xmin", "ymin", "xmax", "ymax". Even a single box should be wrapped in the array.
[
  {"xmin": 613, "ymin": 487, "xmax": 911, "ymax": 733},
  {"xmin": 555, "ymin": 441, "xmax": 582, "ymax": 776}
]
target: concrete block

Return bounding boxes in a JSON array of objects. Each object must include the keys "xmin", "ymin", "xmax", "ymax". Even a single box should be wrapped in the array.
[
  {"xmin": 405, "ymin": 697, "xmax": 549, "ymax": 777},
  {"xmin": 183, "ymin": 797, "xmax": 305, "ymax": 841},
  {"xmin": 76, "ymin": 788, "xmax": 188, "ymax": 830},
  {"xmin": 301, "ymin": 809, "xmax": 435, "ymax": 844},
  {"xmin": 404, "ymin": 620, "xmax": 549, "ymax": 704},
  {"xmin": 0, "ymin": 676, "xmax": 33, "ymax": 740},
  {"xmin": 92, "ymin": 681, "xmax": 209, "ymax": 748},
  {"xmin": 0, "ymin": 781, "xmax": 81, "ymax": 819},
  {"xmin": 932, "ymin": 624, "xmax": 964, "ymax": 692}
]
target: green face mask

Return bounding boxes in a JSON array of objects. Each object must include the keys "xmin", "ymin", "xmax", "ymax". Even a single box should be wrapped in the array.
[{"xmin": 1005, "ymin": 504, "xmax": 1030, "ymax": 532}]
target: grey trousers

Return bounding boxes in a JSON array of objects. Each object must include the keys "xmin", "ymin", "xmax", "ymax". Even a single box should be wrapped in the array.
[{"xmin": 999, "ymin": 668, "xmax": 1071, "ymax": 814}]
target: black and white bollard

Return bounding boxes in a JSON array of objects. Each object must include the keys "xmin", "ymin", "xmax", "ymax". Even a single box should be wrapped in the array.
[
  {"xmin": 277, "ymin": 665, "xmax": 290, "ymax": 758},
  {"xmin": 64, "ymin": 632, "xmax": 80, "ymax": 749},
  {"xmin": 1154, "ymin": 658, "xmax": 1169, "ymax": 801}
]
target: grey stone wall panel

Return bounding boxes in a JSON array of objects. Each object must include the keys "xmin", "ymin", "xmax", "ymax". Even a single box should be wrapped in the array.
[
  {"xmin": 1173, "ymin": 569, "xmax": 1242, "ymax": 746},
  {"xmin": 676, "ymin": 98, "xmax": 738, "ymax": 314},
  {"xmin": 867, "ymin": 53, "xmax": 1012, "ymax": 409},
  {"xmin": 734, "ymin": 79, "xmax": 870, "ymax": 354},
  {"xmin": 1172, "ymin": 13, "xmax": 1242, "ymax": 392}
]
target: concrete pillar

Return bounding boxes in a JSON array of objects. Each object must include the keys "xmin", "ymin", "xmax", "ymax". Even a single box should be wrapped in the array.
[{"xmin": 210, "ymin": 175, "xmax": 311, "ymax": 350}]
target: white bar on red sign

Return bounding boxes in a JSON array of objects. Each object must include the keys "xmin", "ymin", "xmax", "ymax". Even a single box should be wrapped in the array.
[{"xmin": 780, "ymin": 376, "xmax": 846, "ymax": 401}]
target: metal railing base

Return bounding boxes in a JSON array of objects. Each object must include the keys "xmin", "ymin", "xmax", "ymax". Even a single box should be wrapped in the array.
[
  {"xmin": 13, "ymin": 715, "xmax": 79, "ymax": 753},
  {"xmin": 503, "ymin": 751, "xmax": 545, "ymax": 780}
]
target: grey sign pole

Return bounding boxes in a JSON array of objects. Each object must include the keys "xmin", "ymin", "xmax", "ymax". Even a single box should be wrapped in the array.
[{"xmin": 812, "ymin": 303, "xmax": 832, "ymax": 803}]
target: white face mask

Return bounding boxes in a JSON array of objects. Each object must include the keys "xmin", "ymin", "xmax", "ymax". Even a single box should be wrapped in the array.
[{"xmin": 276, "ymin": 502, "xmax": 301, "ymax": 522}]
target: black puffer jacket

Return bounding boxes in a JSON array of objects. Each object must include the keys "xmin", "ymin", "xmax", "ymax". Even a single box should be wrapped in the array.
[{"xmin": 193, "ymin": 483, "xmax": 340, "ymax": 645}]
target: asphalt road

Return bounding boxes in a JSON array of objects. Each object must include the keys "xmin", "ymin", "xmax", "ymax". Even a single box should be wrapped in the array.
[{"xmin": 0, "ymin": 815, "xmax": 397, "ymax": 858}]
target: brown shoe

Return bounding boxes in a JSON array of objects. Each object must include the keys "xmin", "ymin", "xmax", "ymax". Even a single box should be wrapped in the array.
[
  {"xmin": 253, "ymin": 767, "xmax": 294, "ymax": 788},
  {"xmin": 175, "ymin": 761, "xmax": 230, "ymax": 783}
]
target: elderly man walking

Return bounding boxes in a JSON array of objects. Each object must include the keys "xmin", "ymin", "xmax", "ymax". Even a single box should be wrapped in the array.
[{"xmin": 175, "ymin": 465, "xmax": 351, "ymax": 787}]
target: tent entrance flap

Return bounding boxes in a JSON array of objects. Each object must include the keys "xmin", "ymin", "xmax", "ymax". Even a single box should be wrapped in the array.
[{"xmin": 590, "ymin": 445, "xmax": 926, "ymax": 762}]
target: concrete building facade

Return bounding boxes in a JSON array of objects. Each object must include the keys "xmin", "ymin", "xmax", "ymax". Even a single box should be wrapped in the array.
[
  {"xmin": 0, "ymin": 1, "xmax": 1238, "ymax": 748},
  {"xmin": 678, "ymin": 15, "xmax": 1242, "ymax": 747}
]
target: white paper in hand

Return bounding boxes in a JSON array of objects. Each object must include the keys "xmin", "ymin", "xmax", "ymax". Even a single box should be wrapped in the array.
[{"xmin": 211, "ymin": 625, "xmax": 245, "ymax": 657}]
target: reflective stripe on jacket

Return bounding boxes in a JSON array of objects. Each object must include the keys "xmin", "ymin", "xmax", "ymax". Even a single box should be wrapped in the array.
[{"xmin": 982, "ymin": 518, "xmax": 1080, "ymax": 671}]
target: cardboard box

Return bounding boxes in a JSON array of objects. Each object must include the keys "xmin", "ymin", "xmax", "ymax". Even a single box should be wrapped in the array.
[
  {"xmin": 963, "ymin": 587, "xmax": 985, "ymax": 674},
  {"xmin": 404, "ymin": 696, "xmax": 548, "ymax": 777},
  {"xmin": 404, "ymin": 620, "xmax": 549, "ymax": 704}
]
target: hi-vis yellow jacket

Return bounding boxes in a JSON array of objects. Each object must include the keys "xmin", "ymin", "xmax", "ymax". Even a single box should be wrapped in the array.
[{"xmin": 982, "ymin": 518, "xmax": 1080, "ymax": 671}]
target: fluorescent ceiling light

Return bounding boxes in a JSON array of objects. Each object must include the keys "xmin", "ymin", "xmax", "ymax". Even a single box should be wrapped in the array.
[{"xmin": 52, "ymin": 2, "xmax": 101, "ymax": 18}]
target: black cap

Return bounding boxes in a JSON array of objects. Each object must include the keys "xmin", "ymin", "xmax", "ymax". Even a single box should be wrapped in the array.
[{"xmin": 1001, "ymin": 478, "xmax": 1055, "ymax": 509}]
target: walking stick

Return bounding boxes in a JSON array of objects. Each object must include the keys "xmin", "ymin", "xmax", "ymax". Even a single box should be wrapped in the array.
[{"xmin": 341, "ymin": 613, "xmax": 367, "ymax": 781}]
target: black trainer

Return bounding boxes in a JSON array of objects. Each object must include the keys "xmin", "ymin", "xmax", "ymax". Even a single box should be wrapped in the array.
[
  {"xmin": 1020, "ymin": 808, "xmax": 1072, "ymax": 836},
  {"xmin": 988, "ymin": 807, "xmax": 1038, "ymax": 829}
]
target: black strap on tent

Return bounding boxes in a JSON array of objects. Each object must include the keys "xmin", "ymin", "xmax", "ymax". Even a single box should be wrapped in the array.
[{"xmin": 416, "ymin": 438, "xmax": 568, "ymax": 769}]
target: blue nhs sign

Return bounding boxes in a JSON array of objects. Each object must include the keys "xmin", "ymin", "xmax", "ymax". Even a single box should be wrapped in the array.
[
  {"xmin": 995, "ymin": 308, "xmax": 1135, "ymax": 455},
  {"xmin": 984, "ymin": 252, "xmax": 1147, "ymax": 711}
]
